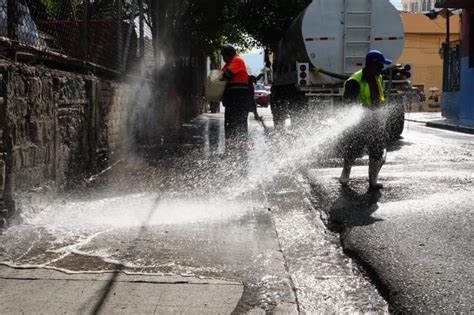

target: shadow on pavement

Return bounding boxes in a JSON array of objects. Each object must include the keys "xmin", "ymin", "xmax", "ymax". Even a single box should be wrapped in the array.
[
  {"xmin": 325, "ymin": 185, "xmax": 383, "ymax": 232},
  {"xmin": 84, "ymin": 196, "xmax": 161, "ymax": 314},
  {"xmin": 386, "ymin": 137, "xmax": 413, "ymax": 153}
]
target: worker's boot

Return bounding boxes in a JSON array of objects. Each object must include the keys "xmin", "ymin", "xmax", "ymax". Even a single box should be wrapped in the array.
[
  {"xmin": 339, "ymin": 159, "xmax": 353, "ymax": 186},
  {"xmin": 368, "ymin": 159, "xmax": 384, "ymax": 189}
]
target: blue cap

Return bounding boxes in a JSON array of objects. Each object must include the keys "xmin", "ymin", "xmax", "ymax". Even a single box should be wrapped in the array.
[{"xmin": 365, "ymin": 50, "xmax": 392, "ymax": 65}]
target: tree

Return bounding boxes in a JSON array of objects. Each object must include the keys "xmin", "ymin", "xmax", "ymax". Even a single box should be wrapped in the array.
[
  {"xmin": 28, "ymin": 0, "xmax": 84, "ymax": 20},
  {"xmin": 237, "ymin": 0, "xmax": 312, "ymax": 51}
]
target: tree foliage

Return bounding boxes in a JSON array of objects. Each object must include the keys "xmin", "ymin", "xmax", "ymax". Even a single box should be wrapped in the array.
[
  {"xmin": 28, "ymin": 0, "xmax": 311, "ymax": 60},
  {"xmin": 148, "ymin": 0, "xmax": 311, "ymax": 60},
  {"xmin": 180, "ymin": 0, "xmax": 311, "ymax": 54},
  {"xmin": 28, "ymin": 0, "xmax": 84, "ymax": 20},
  {"xmin": 236, "ymin": 0, "xmax": 312, "ymax": 51}
]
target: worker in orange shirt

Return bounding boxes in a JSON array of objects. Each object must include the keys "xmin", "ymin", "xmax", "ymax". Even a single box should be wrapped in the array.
[{"xmin": 220, "ymin": 45, "xmax": 251, "ymax": 148}]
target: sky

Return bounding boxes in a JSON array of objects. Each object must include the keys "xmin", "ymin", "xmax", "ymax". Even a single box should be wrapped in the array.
[{"xmin": 242, "ymin": 0, "xmax": 403, "ymax": 75}]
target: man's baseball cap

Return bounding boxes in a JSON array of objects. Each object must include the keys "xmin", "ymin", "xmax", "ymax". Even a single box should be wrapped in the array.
[
  {"xmin": 365, "ymin": 50, "xmax": 392, "ymax": 65},
  {"xmin": 220, "ymin": 45, "xmax": 236, "ymax": 57}
]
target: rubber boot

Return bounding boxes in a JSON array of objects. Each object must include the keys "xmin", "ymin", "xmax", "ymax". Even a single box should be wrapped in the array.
[
  {"xmin": 368, "ymin": 159, "xmax": 384, "ymax": 189},
  {"xmin": 339, "ymin": 159, "xmax": 353, "ymax": 186}
]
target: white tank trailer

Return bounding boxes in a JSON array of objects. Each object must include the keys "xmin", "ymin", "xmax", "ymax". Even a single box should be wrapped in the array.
[{"xmin": 271, "ymin": 0, "xmax": 410, "ymax": 139}]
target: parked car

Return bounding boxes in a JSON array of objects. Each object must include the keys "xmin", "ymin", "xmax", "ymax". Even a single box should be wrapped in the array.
[{"xmin": 254, "ymin": 83, "xmax": 271, "ymax": 107}]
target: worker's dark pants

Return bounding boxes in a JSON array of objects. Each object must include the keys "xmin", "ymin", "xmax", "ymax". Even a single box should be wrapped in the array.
[
  {"xmin": 222, "ymin": 89, "xmax": 250, "ymax": 141},
  {"xmin": 342, "ymin": 108, "xmax": 387, "ymax": 161}
]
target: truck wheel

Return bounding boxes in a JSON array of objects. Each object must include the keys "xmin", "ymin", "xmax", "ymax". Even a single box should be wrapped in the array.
[
  {"xmin": 271, "ymin": 100, "xmax": 287, "ymax": 130},
  {"xmin": 387, "ymin": 109, "xmax": 405, "ymax": 141},
  {"xmin": 288, "ymin": 93, "xmax": 308, "ymax": 128}
]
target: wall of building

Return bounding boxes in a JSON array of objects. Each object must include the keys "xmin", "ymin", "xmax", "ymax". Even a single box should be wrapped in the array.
[
  {"xmin": 458, "ymin": 10, "xmax": 474, "ymax": 125},
  {"xmin": 0, "ymin": 60, "xmax": 158, "ymax": 226},
  {"xmin": 397, "ymin": 12, "xmax": 460, "ymax": 111},
  {"xmin": 440, "ymin": 8, "xmax": 474, "ymax": 124},
  {"xmin": 0, "ymin": 57, "xmax": 208, "ymax": 227},
  {"xmin": 402, "ymin": 0, "xmax": 436, "ymax": 12},
  {"xmin": 1, "ymin": 63, "xmax": 140, "ymax": 190},
  {"xmin": 441, "ymin": 90, "xmax": 461, "ymax": 118}
]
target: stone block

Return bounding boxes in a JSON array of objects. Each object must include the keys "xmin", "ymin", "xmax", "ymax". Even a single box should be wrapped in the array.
[
  {"xmin": 13, "ymin": 76, "xmax": 26, "ymax": 97},
  {"xmin": 28, "ymin": 77, "xmax": 42, "ymax": 104},
  {"xmin": 13, "ymin": 149, "xmax": 22, "ymax": 171},
  {"xmin": 4, "ymin": 60, "xmax": 155, "ymax": 194},
  {"xmin": 0, "ymin": 159, "xmax": 4, "ymax": 192}
]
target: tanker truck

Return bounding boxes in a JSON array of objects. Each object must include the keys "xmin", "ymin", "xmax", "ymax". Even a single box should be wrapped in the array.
[{"xmin": 271, "ymin": 0, "xmax": 410, "ymax": 139}]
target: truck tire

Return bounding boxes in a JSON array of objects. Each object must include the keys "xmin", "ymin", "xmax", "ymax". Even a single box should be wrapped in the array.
[
  {"xmin": 386, "ymin": 105, "xmax": 405, "ymax": 141},
  {"xmin": 270, "ymin": 86, "xmax": 290, "ymax": 130},
  {"xmin": 271, "ymin": 99, "xmax": 287, "ymax": 130},
  {"xmin": 288, "ymin": 94, "xmax": 308, "ymax": 128}
]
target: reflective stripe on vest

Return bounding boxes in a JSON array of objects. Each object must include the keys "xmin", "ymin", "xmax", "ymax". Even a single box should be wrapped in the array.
[{"xmin": 344, "ymin": 69, "xmax": 385, "ymax": 106}]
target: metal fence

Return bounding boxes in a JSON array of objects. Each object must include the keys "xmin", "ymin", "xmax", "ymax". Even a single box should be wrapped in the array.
[
  {"xmin": 442, "ymin": 41, "xmax": 461, "ymax": 92},
  {"xmin": 0, "ymin": 0, "xmax": 154, "ymax": 76}
]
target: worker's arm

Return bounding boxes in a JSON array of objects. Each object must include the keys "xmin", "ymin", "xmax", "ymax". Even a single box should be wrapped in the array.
[
  {"xmin": 343, "ymin": 79, "xmax": 360, "ymax": 102},
  {"xmin": 222, "ymin": 67, "xmax": 234, "ymax": 81}
]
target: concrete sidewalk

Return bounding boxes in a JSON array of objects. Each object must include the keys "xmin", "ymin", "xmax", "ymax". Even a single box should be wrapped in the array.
[
  {"xmin": 405, "ymin": 112, "xmax": 474, "ymax": 134},
  {"xmin": 0, "ymin": 265, "xmax": 245, "ymax": 314}
]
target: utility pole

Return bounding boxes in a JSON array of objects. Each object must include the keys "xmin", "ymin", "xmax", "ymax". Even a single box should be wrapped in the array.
[
  {"xmin": 7, "ymin": 0, "xmax": 18, "ymax": 59},
  {"xmin": 446, "ymin": 9, "xmax": 450, "ymax": 44},
  {"xmin": 443, "ymin": 9, "xmax": 451, "ymax": 92},
  {"xmin": 81, "ymin": 0, "xmax": 89, "ymax": 62},
  {"xmin": 117, "ymin": 0, "xmax": 123, "ymax": 73},
  {"xmin": 139, "ymin": 0, "xmax": 145, "ymax": 58}
]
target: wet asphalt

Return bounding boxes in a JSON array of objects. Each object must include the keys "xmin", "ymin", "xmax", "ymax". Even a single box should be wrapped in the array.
[
  {"xmin": 0, "ymin": 105, "xmax": 472, "ymax": 313},
  {"xmin": 307, "ymin": 119, "xmax": 474, "ymax": 313}
]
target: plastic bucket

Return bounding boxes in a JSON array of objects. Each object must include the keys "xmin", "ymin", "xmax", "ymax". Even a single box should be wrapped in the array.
[{"xmin": 205, "ymin": 70, "xmax": 227, "ymax": 102}]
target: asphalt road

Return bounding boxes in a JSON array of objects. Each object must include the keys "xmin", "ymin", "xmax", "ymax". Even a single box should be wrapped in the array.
[{"xmin": 307, "ymin": 120, "xmax": 474, "ymax": 313}]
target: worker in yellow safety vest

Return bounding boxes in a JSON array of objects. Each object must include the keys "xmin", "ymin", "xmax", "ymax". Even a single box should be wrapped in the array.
[{"xmin": 340, "ymin": 50, "xmax": 391, "ymax": 189}]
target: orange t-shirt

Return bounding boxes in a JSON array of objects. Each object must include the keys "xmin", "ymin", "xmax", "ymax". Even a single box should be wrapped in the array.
[{"xmin": 222, "ymin": 54, "xmax": 249, "ymax": 89}]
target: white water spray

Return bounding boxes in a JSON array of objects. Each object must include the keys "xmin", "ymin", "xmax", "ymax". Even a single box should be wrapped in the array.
[
  {"xmin": 0, "ymin": 104, "xmax": 367, "ymax": 270},
  {"xmin": 221, "ymin": 105, "xmax": 365, "ymax": 198}
]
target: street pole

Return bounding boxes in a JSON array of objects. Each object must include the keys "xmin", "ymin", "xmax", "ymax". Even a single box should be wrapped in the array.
[
  {"xmin": 443, "ymin": 9, "xmax": 451, "ymax": 92},
  {"xmin": 117, "ymin": 0, "xmax": 123, "ymax": 73},
  {"xmin": 7, "ymin": 0, "xmax": 17, "ymax": 41},
  {"xmin": 7, "ymin": 0, "xmax": 17, "ymax": 59},
  {"xmin": 446, "ymin": 9, "xmax": 450, "ymax": 44},
  {"xmin": 81, "ymin": 0, "xmax": 89, "ymax": 62},
  {"xmin": 139, "ymin": 0, "xmax": 145, "ymax": 75}
]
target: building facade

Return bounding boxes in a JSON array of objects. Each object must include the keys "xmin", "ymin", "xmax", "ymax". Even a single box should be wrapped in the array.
[
  {"xmin": 436, "ymin": 0, "xmax": 474, "ymax": 126},
  {"xmin": 402, "ymin": 0, "xmax": 436, "ymax": 12},
  {"xmin": 397, "ymin": 12, "xmax": 460, "ymax": 111}
]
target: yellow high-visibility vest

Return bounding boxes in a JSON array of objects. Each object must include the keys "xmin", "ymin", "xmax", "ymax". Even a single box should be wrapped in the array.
[{"xmin": 344, "ymin": 69, "xmax": 385, "ymax": 106}]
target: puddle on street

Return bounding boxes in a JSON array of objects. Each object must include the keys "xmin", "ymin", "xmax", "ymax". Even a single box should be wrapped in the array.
[{"xmin": 0, "ymin": 105, "xmax": 371, "ymax": 311}]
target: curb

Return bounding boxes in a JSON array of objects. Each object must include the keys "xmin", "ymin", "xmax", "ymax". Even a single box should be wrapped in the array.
[
  {"xmin": 405, "ymin": 118, "xmax": 474, "ymax": 135},
  {"xmin": 425, "ymin": 121, "xmax": 474, "ymax": 135}
]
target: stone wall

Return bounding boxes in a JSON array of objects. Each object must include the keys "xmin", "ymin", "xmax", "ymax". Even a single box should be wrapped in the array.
[
  {"xmin": 0, "ymin": 60, "xmax": 155, "ymax": 225},
  {"xmin": 0, "ymin": 57, "xmax": 208, "ymax": 228}
]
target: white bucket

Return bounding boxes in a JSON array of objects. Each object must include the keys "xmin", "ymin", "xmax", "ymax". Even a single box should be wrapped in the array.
[{"xmin": 205, "ymin": 70, "xmax": 227, "ymax": 102}]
